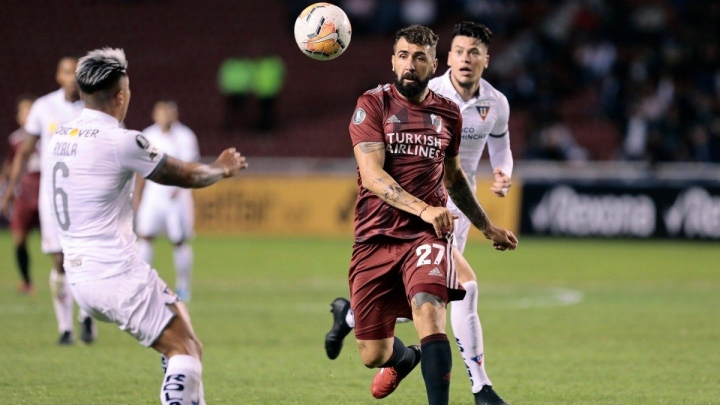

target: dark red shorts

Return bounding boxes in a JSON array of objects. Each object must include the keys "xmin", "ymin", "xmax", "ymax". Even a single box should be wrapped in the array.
[
  {"xmin": 348, "ymin": 233, "xmax": 465, "ymax": 340},
  {"xmin": 10, "ymin": 173, "xmax": 40, "ymax": 234}
]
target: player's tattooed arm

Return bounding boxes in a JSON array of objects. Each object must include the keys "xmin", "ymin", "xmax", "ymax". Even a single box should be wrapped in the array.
[
  {"xmin": 358, "ymin": 142, "xmax": 385, "ymax": 154},
  {"xmin": 354, "ymin": 141, "xmax": 427, "ymax": 215},
  {"xmin": 444, "ymin": 154, "xmax": 490, "ymax": 233},
  {"xmin": 148, "ymin": 148, "xmax": 247, "ymax": 188}
]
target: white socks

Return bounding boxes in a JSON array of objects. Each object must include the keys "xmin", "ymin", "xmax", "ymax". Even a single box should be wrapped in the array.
[
  {"xmin": 451, "ymin": 280, "xmax": 491, "ymax": 392},
  {"xmin": 345, "ymin": 308, "xmax": 355, "ymax": 328},
  {"xmin": 161, "ymin": 354, "xmax": 204, "ymax": 405},
  {"xmin": 173, "ymin": 243, "xmax": 193, "ymax": 293},
  {"xmin": 138, "ymin": 238, "xmax": 154, "ymax": 266},
  {"xmin": 49, "ymin": 268, "xmax": 73, "ymax": 333}
]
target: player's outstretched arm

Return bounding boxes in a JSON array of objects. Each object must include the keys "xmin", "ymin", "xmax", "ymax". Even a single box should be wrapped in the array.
[
  {"xmin": 1, "ymin": 135, "xmax": 38, "ymax": 216},
  {"xmin": 148, "ymin": 148, "xmax": 247, "ymax": 189},
  {"xmin": 354, "ymin": 142, "xmax": 455, "ymax": 237},
  {"xmin": 444, "ymin": 155, "xmax": 517, "ymax": 251}
]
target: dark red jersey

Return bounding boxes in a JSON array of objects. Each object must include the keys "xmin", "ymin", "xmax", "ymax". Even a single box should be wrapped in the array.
[{"xmin": 349, "ymin": 84, "xmax": 462, "ymax": 243}]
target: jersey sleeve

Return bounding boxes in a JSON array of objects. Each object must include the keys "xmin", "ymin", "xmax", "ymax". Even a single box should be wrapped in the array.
[
  {"xmin": 487, "ymin": 94, "xmax": 513, "ymax": 177},
  {"xmin": 446, "ymin": 105, "xmax": 462, "ymax": 158},
  {"xmin": 490, "ymin": 94, "xmax": 510, "ymax": 136},
  {"xmin": 116, "ymin": 130, "xmax": 167, "ymax": 178},
  {"xmin": 349, "ymin": 93, "xmax": 385, "ymax": 147},
  {"xmin": 23, "ymin": 100, "xmax": 42, "ymax": 137}
]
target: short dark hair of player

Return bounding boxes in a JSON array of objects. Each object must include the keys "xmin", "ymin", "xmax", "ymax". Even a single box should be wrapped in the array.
[
  {"xmin": 394, "ymin": 24, "xmax": 439, "ymax": 57},
  {"xmin": 75, "ymin": 48, "xmax": 128, "ymax": 95},
  {"xmin": 452, "ymin": 21, "xmax": 493, "ymax": 48}
]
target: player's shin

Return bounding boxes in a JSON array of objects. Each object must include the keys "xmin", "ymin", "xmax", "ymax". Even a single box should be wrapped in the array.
[
  {"xmin": 420, "ymin": 333, "xmax": 452, "ymax": 405},
  {"xmin": 49, "ymin": 268, "xmax": 74, "ymax": 335},
  {"xmin": 451, "ymin": 280, "xmax": 491, "ymax": 391},
  {"xmin": 161, "ymin": 354, "xmax": 202, "ymax": 405}
]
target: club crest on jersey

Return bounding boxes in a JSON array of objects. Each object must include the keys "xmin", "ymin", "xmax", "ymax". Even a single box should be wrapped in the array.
[
  {"xmin": 430, "ymin": 114, "xmax": 442, "ymax": 134},
  {"xmin": 477, "ymin": 106, "xmax": 490, "ymax": 121}
]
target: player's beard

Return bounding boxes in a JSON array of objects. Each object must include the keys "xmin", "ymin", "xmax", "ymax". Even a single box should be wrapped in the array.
[{"xmin": 394, "ymin": 72, "xmax": 430, "ymax": 99}]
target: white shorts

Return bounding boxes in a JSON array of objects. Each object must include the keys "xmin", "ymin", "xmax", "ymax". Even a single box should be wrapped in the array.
[
  {"xmin": 136, "ymin": 192, "xmax": 194, "ymax": 243},
  {"xmin": 451, "ymin": 208, "xmax": 471, "ymax": 254},
  {"xmin": 70, "ymin": 262, "xmax": 179, "ymax": 347},
  {"xmin": 38, "ymin": 190, "xmax": 62, "ymax": 254}
]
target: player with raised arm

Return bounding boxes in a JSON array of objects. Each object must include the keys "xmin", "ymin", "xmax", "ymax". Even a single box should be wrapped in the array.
[
  {"xmin": 0, "ymin": 57, "xmax": 96, "ymax": 345},
  {"xmin": 134, "ymin": 100, "xmax": 200, "ymax": 302},
  {"xmin": 325, "ymin": 22, "xmax": 514, "ymax": 405},
  {"xmin": 0, "ymin": 95, "xmax": 40, "ymax": 294},
  {"xmin": 345, "ymin": 25, "xmax": 517, "ymax": 405},
  {"xmin": 46, "ymin": 48, "xmax": 247, "ymax": 405}
]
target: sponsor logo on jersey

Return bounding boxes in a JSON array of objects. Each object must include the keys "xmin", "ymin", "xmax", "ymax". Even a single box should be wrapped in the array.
[
  {"xmin": 385, "ymin": 132, "xmax": 443, "ymax": 158},
  {"xmin": 430, "ymin": 114, "xmax": 442, "ymax": 133},
  {"xmin": 54, "ymin": 126, "xmax": 98, "ymax": 138},
  {"xmin": 477, "ymin": 106, "xmax": 490, "ymax": 121},
  {"xmin": 353, "ymin": 108, "xmax": 366, "ymax": 124}
]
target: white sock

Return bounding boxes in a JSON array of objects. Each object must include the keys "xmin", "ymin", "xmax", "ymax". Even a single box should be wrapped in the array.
[
  {"xmin": 345, "ymin": 309, "xmax": 355, "ymax": 328},
  {"xmin": 451, "ymin": 280, "xmax": 491, "ymax": 392},
  {"xmin": 78, "ymin": 307, "xmax": 89, "ymax": 321},
  {"xmin": 173, "ymin": 243, "xmax": 193, "ymax": 292},
  {"xmin": 49, "ymin": 269, "xmax": 74, "ymax": 334},
  {"xmin": 161, "ymin": 354, "xmax": 205, "ymax": 405},
  {"xmin": 138, "ymin": 239, "xmax": 154, "ymax": 266},
  {"xmin": 161, "ymin": 354, "xmax": 203, "ymax": 405}
]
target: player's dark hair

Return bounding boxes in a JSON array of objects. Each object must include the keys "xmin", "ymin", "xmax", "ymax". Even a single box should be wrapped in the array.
[
  {"xmin": 394, "ymin": 25, "xmax": 439, "ymax": 56},
  {"xmin": 75, "ymin": 48, "xmax": 128, "ymax": 95},
  {"xmin": 452, "ymin": 21, "xmax": 493, "ymax": 47}
]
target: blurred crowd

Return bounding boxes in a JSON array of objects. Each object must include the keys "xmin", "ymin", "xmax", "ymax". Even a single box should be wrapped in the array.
[{"xmin": 289, "ymin": 0, "xmax": 720, "ymax": 163}]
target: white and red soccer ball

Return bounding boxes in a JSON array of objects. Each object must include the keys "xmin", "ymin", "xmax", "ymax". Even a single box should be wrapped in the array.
[{"xmin": 294, "ymin": 3, "xmax": 352, "ymax": 61}]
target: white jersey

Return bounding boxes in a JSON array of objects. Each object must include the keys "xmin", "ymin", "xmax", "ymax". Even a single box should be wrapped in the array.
[
  {"xmin": 24, "ymin": 88, "xmax": 84, "ymax": 253},
  {"xmin": 24, "ymin": 88, "xmax": 84, "ymax": 155},
  {"xmin": 428, "ymin": 69, "xmax": 513, "ymax": 251},
  {"xmin": 140, "ymin": 122, "xmax": 199, "ymax": 202},
  {"xmin": 44, "ymin": 109, "xmax": 166, "ymax": 283}
]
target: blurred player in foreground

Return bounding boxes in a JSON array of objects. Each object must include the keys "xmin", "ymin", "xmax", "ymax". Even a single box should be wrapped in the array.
[
  {"xmin": 134, "ymin": 100, "xmax": 199, "ymax": 301},
  {"xmin": 345, "ymin": 24, "xmax": 517, "ymax": 405},
  {"xmin": 324, "ymin": 22, "xmax": 515, "ymax": 405},
  {"xmin": 0, "ymin": 57, "xmax": 96, "ymax": 345},
  {"xmin": 47, "ymin": 48, "xmax": 247, "ymax": 405},
  {"xmin": 0, "ymin": 95, "xmax": 39, "ymax": 294}
]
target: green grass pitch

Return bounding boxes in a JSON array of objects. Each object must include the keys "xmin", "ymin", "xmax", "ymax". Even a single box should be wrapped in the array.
[{"xmin": 0, "ymin": 231, "xmax": 718, "ymax": 404}]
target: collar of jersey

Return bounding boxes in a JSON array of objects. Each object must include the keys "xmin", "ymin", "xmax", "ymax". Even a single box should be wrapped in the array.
[
  {"xmin": 80, "ymin": 108, "xmax": 120, "ymax": 126},
  {"xmin": 442, "ymin": 68, "xmax": 484, "ymax": 104}
]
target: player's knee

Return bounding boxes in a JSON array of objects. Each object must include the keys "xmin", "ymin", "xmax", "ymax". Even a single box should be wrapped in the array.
[{"xmin": 357, "ymin": 341, "xmax": 392, "ymax": 368}]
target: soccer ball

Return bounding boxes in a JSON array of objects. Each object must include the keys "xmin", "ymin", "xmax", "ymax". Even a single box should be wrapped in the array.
[{"xmin": 294, "ymin": 3, "xmax": 352, "ymax": 61}]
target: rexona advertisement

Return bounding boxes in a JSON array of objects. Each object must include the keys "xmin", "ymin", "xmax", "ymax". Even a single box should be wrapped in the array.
[{"xmin": 521, "ymin": 182, "xmax": 720, "ymax": 239}]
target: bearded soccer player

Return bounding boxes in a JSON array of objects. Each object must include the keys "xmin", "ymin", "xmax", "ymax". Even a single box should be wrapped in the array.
[
  {"xmin": 326, "ymin": 22, "xmax": 515, "ymax": 405},
  {"xmin": 0, "ymin": 57, "xmax": 97, "ymax": 345},
  {"xmin": 345, "ymin": 24, "xmax": 517, "ymax": 405},
  {"xmin": 47, "ymin": 47, "xmax": 247, "ymax": 405}
]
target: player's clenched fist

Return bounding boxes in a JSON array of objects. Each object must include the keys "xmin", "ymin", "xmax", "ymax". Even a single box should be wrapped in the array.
[
  {"xmin": 484, "ymin": 226, "xmax": 518, "ymax": 251},
  {"xmin": 419, "ymin": 205, "xmax": 458, "ymax": 238},
  {"xmin": 215, "ymin": 147, "xmax": 248, "ymax": 177}
]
